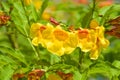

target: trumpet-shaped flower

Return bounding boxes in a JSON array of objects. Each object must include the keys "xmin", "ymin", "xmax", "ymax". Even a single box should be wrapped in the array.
[
  {"xmin": 30, "ymin": 23, "xmax": 54, "ymax": 46},
  {"xmin": 47, "ymin": 26, "xmax": 77, "ymax": 56},
  {"xmin": 46, "ymin": 26, "xmax": 68, "ymax": 56},
  {"xmin": 63, "ymin": 31, "xmax": 79, "ymax": 54},
  {"xmin": 77, "ymin": 29, "xmax": 94, "ymax": 52},
  {"xmin": 53, "ymin": 26, "xmax": 69, "ymax": 41},
  {"xmin": 89, "ymin": 20, "xmax": 109, "ymax": 60}
]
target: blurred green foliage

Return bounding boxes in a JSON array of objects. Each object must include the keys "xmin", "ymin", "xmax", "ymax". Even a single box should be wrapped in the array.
[{"xmin": 0, "ymin": 0, "xmax": 120, "ymax": 80}]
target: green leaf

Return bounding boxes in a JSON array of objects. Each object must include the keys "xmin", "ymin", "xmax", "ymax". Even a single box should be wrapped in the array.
[
  {"xmin": 0, "ymin": 65, "xmax": 14, "ymax": 80},
  {"xmin": 48, "ymin": 64, "xmax": 73, "ymax": 71},
  {"xmin": 10, "ymin": 1, "xmax": 29, "ymax": 35},
  {"xmin": 100, "ymin": 4, "xmax": 120, "ymax": 25},
  {"xmin": 88, "ymin": 61, "xmax": 120, "ymax": 80},
  {"xmin": 0, "ymin": 46, "xmax": 28, "ymax": 66},
  {"xmin": 99, "ymin": 5, "xmax": 113, "ymax": 25},
  {"xmin": 73, "ymin": 71, "xmax": 82, "ymax": 80},
  {"xmin": 88, "ymin": 62, "xmax": 112, "ymax": 79},
  {"xmin": 0, "ymin": 55, "xmax": 16, "ymax": 66},
  {"xmin": 81, "ymin": 10, "xmax": 93, "ymax": 28},
  {"xmin": 26, "ymin": 4, "xmax": 38, "ymax": 22},
  {"xmin": 39, "ymin": 0, "xmax": 49, "ymax": 20},
  {"xmin": 112, "ymin": 60, "xmax": 120, "ymax": 69},
  {"xmin": 1, "ymin": 1, "xmax": 10, "ymax": 13}
]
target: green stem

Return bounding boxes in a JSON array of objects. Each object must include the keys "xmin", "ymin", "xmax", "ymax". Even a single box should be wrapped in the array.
[
  {"xmin": 20, "ymin": 0, "xmax": 40, "ymax": 60},
  {"xmin": 6, "ymin": 26, "xmax": 19, "ymax": 49},
  {"xmin": 20, "ymin": 0, "xmax": 31, "ymax": 26},
  {"xmin": 83, "ymin": 0, "xmax": 96, "ymax": 28},
  {"xmin": 90, "ymin": 0, "xmax": 96, "ymax": 21},
  {"xmin": 27, "ymin": 38, "xmax": 40, "ymax": 59},
  {"xmin": 92, "ymin": 0, "xmax": 96, "ymax": 15},
  {"xmin": 78, "ymin": 48, "xmax": 84, "ymax": 72}
]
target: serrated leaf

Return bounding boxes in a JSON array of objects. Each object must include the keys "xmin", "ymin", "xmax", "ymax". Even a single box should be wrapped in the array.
[
  {"xmin": 26, "ymin": 4, "xmax": 38, "ymax": 22},
  {"xmin": 1, "ymin": 1, "xmax": 10, "ymax": 13},
  {"xmin": 73, "ymin": 71, "xmax": 82, "ymax": 80},
  {"xmin": 88, "ymin": 62, "xmax": 112, "ymax": 79},
  {"xmin": 0, "ymin": 46, "xmax": 28, "ymax": 66},
  {"xmin": 48, "ymin": 64, "xmax": 73, "ymax": 71},
  {"xmin": 10, "ymin": 1, "xmax": 29, "ymax": 35},
  {"xmin": 81, "ymin": 10, "xmax": 93, "ymax": 28},
  {"xmin": 100, "ymin": 4, "xmax": 120, "ymax": 25},
  {"xmin": 100, "ymin": 6, "xmax": 113, "ymax": 25},
  {"xmin": 112, "ymin": 60, "xmax": 120, "ymax": 69},
  {"xmin": 0, "ymin": 65, "xmax": 14, "ymax": 80},
  {"xmin": 0, "ymin": 55, "xmax": 16, "ymax": 66}
]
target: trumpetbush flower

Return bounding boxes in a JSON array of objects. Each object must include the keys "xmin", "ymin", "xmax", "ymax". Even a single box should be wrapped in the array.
[
  {"xmin": 77, "ymin": 29, "xmax": 94, "ymax": 52},
  {"xmin": 89, "ymin": 20, "xmax": 110, "ymax": 60},
  {"xmin": 46, "ymin": 25, "xmax": 78, "ymax": 56},
  {"xmin": 30, "ymin": 23, "xmax": 54, "ymax": 46}
]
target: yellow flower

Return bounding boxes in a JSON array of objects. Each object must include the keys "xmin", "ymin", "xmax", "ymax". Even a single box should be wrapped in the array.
[
  {"xmin": 30, "ymin": 23, "xmax": 45, "ymax": 46},
  {"xmin": 63, "ymin": 31, "xmax": 79, "ymax": 54},
  {"xmin": 46, "ymin": 25, "xmax": 69, "ymax": 56},
  {"xmin": 45, "ymin": 25, "xmax": 78, "ymax": 56},
  {"xmin": 89, "ymin": 20, "xmax": 109, "ymax": 60},
  {"xmin": 30, "ymin": 23, "xmax": 54, "ymax": 46},
  {"xmin": 53, "ymin": 26, "xmax": 69, "ymax": 41},
  {"xmin": 40, "ymin": 23, "xmax": 54, "ymax": 47},
  {"xmin": 77, "ymin": 29, "xmax": 94, "ymax": 52},
  {"xmin": 47, "ymin": 40, "xmax": 65, "ymax": 56}
]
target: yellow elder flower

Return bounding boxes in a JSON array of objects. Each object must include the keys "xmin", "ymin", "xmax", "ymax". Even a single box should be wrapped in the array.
[
  {"xmin": 46, "ymin": 40, "xmax": 65, "ymax": 56},
  {"xmin": 30, "ymin": 23, "xmax": 54, "ymax": 46},
  {"xmin": 30, "ymin": 23, "xmax": 45, "ymax": 46},
  {"xmin": 45, "ymin": 25, "xmax": 78, "ymax": 56},
  {"xmin": 53, "ymin": 26, "xmax": 69, "ymax": 41},
  {"xmin": 46, "ymin": 26, "xmax": 69, "ymax": 56},
  {"xmin": 30, "ymin": 23, "xmax": 45, "ymax": 38},
  {"xmin": 77, "ymin": 29, "xmax": 94, "ymax": 52},
  {"xmin": 89, "ymin": 20, "xmax": 109, "ymax": 60},
  {"xmin": 63, "ymin": 31, "xmax": 79, "ymax": 54}
]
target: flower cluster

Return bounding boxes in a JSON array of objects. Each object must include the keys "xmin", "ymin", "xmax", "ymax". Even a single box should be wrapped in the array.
[{"xmin": 30, "ymin": 20, "xmax": 109, "ymax": 60}]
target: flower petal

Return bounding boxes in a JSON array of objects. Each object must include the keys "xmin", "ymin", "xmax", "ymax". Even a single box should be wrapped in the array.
[{"xmin": 90, "ymin": 45, "xmax": 99, "ymax": 60}]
